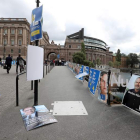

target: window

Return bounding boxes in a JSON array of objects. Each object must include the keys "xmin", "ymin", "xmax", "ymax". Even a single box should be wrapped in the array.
[
  {"xmin": 19, "ymin": 29, "xmax": 22, "ymax": 34},
  {"xmin": 69, "ymin": 52, "xmax": 71, "ymax": 56},
  {"xmin": 69, "ymin": 45, "xmax": 71, "ymax": 48},
  {"xmin": 4, "ymin": 49, "xmax": 6, "ymax": 53},
  {"xmin": 4, "ymin": 29, "xmax": 7, "ymax": 34},
  {"xmin": 11, "ymin": 49, "xmax": 13, "ymax": 53},
  {"xmin": 19, "ymin": 40, "xmax": 22, "ymax": 45},
  {"xmin": 11, "ymin": 39, "xmax": 14, "ymax": 45},
  {"xmin": 11, "ymin": 29, "xmax": 15, "ymax": 34},
  {"xmin": 3, "ymin": 39, "xmax": 7, "ymax": 45},
  {"xmin": 77, "ymin": 46, "xmax": 81, "ymax": 49},
  {"xmin": 19, "ymin": 49, "xmax": 21, "ymax": 53}
]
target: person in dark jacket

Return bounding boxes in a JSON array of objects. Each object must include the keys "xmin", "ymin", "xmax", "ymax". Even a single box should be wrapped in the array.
[
  {"xmin": 122, "ymin": 77, "xmax": 140, "ymax": 112},
  {"xmin": 16, "ymin": 54, "xmax": 25, "ymax": 73},
  {"xmin": 5, "ymin": 54, "xmax": 12, "ymax": 73}
]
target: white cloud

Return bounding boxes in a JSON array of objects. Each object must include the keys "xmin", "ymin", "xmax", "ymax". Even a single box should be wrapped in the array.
[{"xmin": 0, "ymin": 0, "xmax": 140, "ymax": 55}]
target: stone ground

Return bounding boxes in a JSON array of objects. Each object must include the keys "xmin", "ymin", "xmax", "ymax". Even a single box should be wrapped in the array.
[{"xmin": 0, "ymin": 65, "xmax": 140, "ymax": 140}]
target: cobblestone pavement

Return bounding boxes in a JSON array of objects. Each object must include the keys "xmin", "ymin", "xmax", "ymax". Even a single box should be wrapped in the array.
[{"xmin": 1, "ymin": 66, "xmax": 140, "ymax": 140}]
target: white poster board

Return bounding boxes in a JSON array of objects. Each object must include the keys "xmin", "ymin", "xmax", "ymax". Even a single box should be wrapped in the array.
[
  {"xmin": 27, "ymin": 45, "xmax": 44, "ymax": 81},
  {"xmin": 75, "ymin": 72, "xmax": 88, "ymax": 79}
]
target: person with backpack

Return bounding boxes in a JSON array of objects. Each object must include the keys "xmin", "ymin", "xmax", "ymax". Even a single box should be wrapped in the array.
[{"xmin": 16, "ymin": 54, "xmax": 25, "ymax": 73}]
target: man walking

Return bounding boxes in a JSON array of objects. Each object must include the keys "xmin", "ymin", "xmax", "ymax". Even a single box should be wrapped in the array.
[
  {"xmin": 16, "ymin": 54, "xmax": 25, "ymax": 73},
  {"xmin": 5, "ymin": 54, "xmax": 12, "ymax": 73}
]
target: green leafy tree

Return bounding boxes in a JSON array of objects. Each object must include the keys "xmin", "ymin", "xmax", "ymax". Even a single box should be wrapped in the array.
[
  {"xmin": 108, "ymin": 61, "xmax": 114, "ymax": 67},
  {"xmin": 95, "ymin": 58, "xmax": 101, "ymax": 66},
  {"xmin": 73, "ymin": 52, "xmax": 85, "ymax": 64},
  {"xmin": 81, "ymin": 42, "xmax": 85, "ymax": 54},
  {"xmin": 116, "ymin": 49, "xmax": 121, "ymax": 62},
  {"xmin": 113, "ymin": 61, "xmax": 121, "ymax": 68},
  {"xmin": 83, "ymin": 60, "xmax": 95, "ymax": 68},
  {"xmin": 126, "ymin": 53, "xmax": 139, "ymax": 68}
]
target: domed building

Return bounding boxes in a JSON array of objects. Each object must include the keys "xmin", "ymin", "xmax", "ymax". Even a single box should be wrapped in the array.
[{"xmin": 64, "ymin": 28, "xmax": 113, "ymax": 65}]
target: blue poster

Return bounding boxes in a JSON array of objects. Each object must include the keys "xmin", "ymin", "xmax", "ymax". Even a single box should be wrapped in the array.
[
  {"xmin": 79, "ymin": 65, "xmax": 84, "ymax": 80},
  {"xmin": 88, "ymin": 68, "xmax": 94, "ymax": 89},
  {"xmin": 84, "ymin": 66, "xmax": 89, "ymax": 74},
  {"xmin": 90, "ymin": 69, "xmax": 101, "ymax": 95},
  {"xmin": 30, "ymin": 5, "xmax": 43, "ymax": 42},
  {"xmin": 57, "ymin": 54, "xmax": 60, "ymax": 59}
]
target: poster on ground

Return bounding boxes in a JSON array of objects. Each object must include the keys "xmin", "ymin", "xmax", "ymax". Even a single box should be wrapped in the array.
[
  {"xmin": 109, "ymin": 72, "xmax": 130, "ymax": 105},
  {"xmin": 89, "ymin": 69, "xmax": 100, "ymax": 95},
  {"xmin": 20, "ymin": 105, "xmax": 58, "ymax": 131},
  {"xmin": 75, "ymin": 72, "xmax": 88, "ymax": 79},
  {"xmin": 98, "ymin": 71, "xmax": 108, "ymax": 103},
  {"xmin": 122, "ymin": 74, "xmax": 140, "ymax": 113}
]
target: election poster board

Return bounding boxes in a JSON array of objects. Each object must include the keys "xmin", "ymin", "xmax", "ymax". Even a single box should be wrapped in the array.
[
  {"xmin": 122, "ymin": 74, "xmax": 140, "ymax": 113},
  {"xmin": 30, "ymin": 5, "xmax": 43, "ymax": 42},
  {"xmin": 89, "ymin": 69, "xmax": 101, "ymax": 95},
  {"xmin": 98, "ymin": 71, "xmax": 108, "ymax": 103},
  {"xmin": 20, "ymin": 105, "xmax": 58, "ymax": 131},
  {"xmin": 88, "ymin": 68, "xmax": 94, "ymax": 89},
  {"xmin": 26, "ymin": 45, "xmax": 43, "ymax": 81},
  {"xmin": 75, "ymin": 72, "xmax": 88, "ymax": 79},
  {"xmin": 79, "ymin": 65, "xmax": 84, "ymax": 80},
  {"xmin": 109, "ymin": 72, "xmax": 130, "ymax": 105},
  {"xmin": 84, "ymin": 66, "xmax": 89, "ymax": 74},
  {"xmin": 75, "ymin": 64, "xmax": 81, "ymax": 75}
]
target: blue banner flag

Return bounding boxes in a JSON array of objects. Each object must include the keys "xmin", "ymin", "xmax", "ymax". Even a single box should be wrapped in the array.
[
  {"xmin": 90, "ymin": 69, "xmax": 101, "ymax": 95},
  {"xmin": 79, "ymin": 65, "xmax": 84, "ymax": 80},
  {"xmin": 85, "ymin": 66, "xmax": 89, "ymax": 74},
  {"xmin": 88, "ymin": 68, "xmax": 94, "ymax": 88},
  {"xmin": 57, "ymin": 54, "xmax": 60, "ymax": 59},
  {"xmin": 30, "ymin": 5, "xmax": 43, "ymax": 42}
]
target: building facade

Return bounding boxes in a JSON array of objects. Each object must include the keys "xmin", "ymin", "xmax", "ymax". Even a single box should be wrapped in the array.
[
  {"xmin": 63, "ymin": 28, "xmax": 113, "ymax": 65},
  {"xmin": 0, "ymin": 18, "xmax": 30, "ymax": 60}
]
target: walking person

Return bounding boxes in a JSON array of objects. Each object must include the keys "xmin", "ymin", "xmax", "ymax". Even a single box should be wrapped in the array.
[
  {"xmin": 5, "ymin": 54, "xmax": 12, "ymax": 74},
  {"xmin": 16, "ymin": 54, "xmax": 25, "ymax": 74},
  {"xmin": 0, "ymin": 57, "xmax": 1, "ymax": 67}
]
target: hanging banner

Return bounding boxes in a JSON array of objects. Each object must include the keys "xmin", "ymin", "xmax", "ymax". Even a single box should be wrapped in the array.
[
  {"xmin": 88, "ymin": 68, "xmax": 94, "ymax": 89},
  {"xmin": 98, "ymin": 71, "xmax": 108, "ymax": 103},
  {"xmin": 122, "ymin": 74, "xmax": 140, "ymax": 113},
  {"xmin": 109, "ymin": 72, "xmax": 131, "ymax": 105},
  {"xmin": 90, "ymin": 69, "xmax": 101, "ymax": 95},
  {"xmin": 20, "ymin": 105, "xmax": 58, "ymax": 131},
  {"xmin": 30, "ymin": 5, "xmax": 43, "ymax": 42}
]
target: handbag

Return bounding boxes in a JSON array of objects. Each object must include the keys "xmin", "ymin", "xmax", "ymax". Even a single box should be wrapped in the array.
[{"xmin": 3, "ymin": 65, "xmax": 7, "ymax": 69}]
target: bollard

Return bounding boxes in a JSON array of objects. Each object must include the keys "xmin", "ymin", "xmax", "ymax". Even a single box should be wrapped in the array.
[
  {"xmin": 46, "ymin": 65, "xmax": 47, "ymax": 75},
  {"xmin": 31, "ymin": 80, "xmax": 33, "ymax": 90}
]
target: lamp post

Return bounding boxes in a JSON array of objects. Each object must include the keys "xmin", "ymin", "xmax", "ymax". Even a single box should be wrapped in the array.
[{"xmin": 3, "ymin": 33, "xmax": 5, "ymax": 60}]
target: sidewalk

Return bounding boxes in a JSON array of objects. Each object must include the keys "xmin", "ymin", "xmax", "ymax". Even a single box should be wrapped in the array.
[{"xmin": 0, "ymin": 66, "xmax": 140, "ymax": 140}]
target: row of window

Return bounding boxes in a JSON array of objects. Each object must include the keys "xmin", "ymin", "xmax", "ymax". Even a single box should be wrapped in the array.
[
  {"xmin": 84, "ymin": 38, "xmax": 106, "ymax": 46},
  {"xmin": 3, "ymin": 39, "xmax": 22, "ymax": 45},
  {"xmin": 85, "ymin": 46, "xmax": 106, "ymax": 51},
  {"xmin": 3, "ymin": 29, "xmax": 22, "ymax": 35},
  {"xmin": 68, "ymin": 45, "xmax": 81, "ymax": 49},
  {"xmin": 3, "ymin": 49, "xmax": 21, "ymax": 53}
]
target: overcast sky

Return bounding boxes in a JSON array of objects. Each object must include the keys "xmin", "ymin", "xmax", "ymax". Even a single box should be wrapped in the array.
[{"xmin": 0, "ymin": 0, "xmax": 140, "ymax": 55}]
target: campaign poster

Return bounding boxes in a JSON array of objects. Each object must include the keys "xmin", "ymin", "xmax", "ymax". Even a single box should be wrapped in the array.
[
  {"xmin": 90, "ymin": 69, "xmax": 100, "ymax": 95},
  {"xmin": 83, "ymin": 66, "xmax": 89, "ymax": 74},
  {"xmin": 122, "ymin": 74, "xmax": 140, "ymax": 113},
  {"xmin": 20, "ymin": 105, "xmax": 58, "ymax": 131},
  {"xmin": 88, "ymin": 68, "xmax": 94, "ymax": 89},
  {"xmin": 78, "ymin": 65, "xmax": 84, "ymax": 80},
  {"xmin": 75, "ymin": 64, "xmax": 81, "ymax": 75},
  {"xmin": 75, "ymin": 72, "xmax": 88, "ymax": 79},
  {"xmin": 30, "ymin": 5, "xmax": 43, "ymax": 42},
  {"xmin": 109, "ymin": 72, "xmax": 130, "ymax": 105},
  {"xmin": 98, "ymin": 71, "xmax": 108, "ymax": 103}
]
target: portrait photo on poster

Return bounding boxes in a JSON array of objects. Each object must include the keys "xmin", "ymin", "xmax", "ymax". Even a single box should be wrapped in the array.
[
  {"xmin": 122, "ymin": 74, "xmax": 140, "ymax": 113},
  {"xmin": 98, "ymin": 71, "xmax": 108, "ymax": 103},
  {"xmin": 20, "ymin": 105, "xmax": 58, "ymax": 131}
]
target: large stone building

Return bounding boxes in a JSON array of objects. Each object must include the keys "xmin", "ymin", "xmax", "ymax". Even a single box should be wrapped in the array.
[
  {"xmin": 0, "ymin": 18, "xmax": 113, "ymax": 65},
  {"xmin": 0, "ymin": 18, "xmax": 30, "ymax": 60},
  {"xmin": 63, "ymin": 28, "xmax": 113, "ymax": 65}
]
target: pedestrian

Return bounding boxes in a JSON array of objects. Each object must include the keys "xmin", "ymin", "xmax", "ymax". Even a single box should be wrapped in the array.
[
  {"xmin": 59, "ymin": 59, "xmax": 61, "ymax": 66},
  {"xmin": 5, "ymin": 54, "xmax": 12, "ymax": 74},
  {"xmin": 16, "ymin": 54, "xmax": 25, "ymax": 73},
  {"xmin": 0, "ymin": 57, "xmax": 1, "ymax": 67}
]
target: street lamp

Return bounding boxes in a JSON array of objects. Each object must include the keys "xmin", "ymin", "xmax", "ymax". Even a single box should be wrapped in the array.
[{"xmin": 3, "ymin": 33, "xmax": 5, "ymax": 60}]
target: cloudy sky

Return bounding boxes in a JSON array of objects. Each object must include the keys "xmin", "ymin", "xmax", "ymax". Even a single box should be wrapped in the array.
[{"xmin": 0, "ymin": 0, "xmax": 140, "ymax": 55}]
